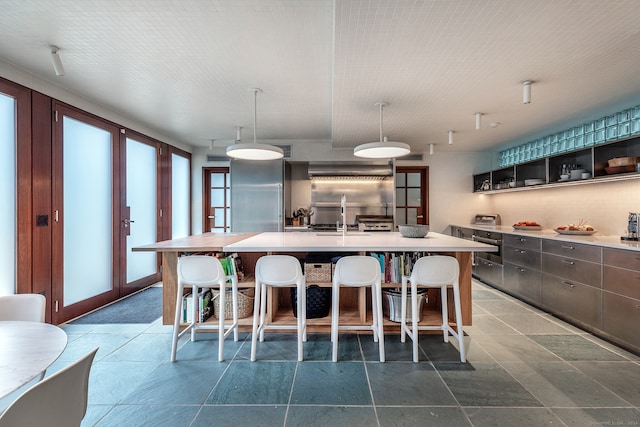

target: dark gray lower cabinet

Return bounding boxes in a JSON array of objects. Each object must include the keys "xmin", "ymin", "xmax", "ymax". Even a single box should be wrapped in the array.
[
  {"xmin": 475, "ymin": 257, "xmax": 503, "ymax": 288},
  {"xmin": 603, "ymin": 292, "xmax": 640, "ymax": 351},
  {"xmin": 503, "ymin": 262, "xmax": 541, "ymax": 305},
  {"xmin": 542, "ymin": 273, "xmax": 602, "ymax": 330}
]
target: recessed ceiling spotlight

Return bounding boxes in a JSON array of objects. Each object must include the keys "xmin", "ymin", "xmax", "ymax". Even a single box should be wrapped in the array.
[{"xmin": 490, "ymin": 122, "xmax": 501, "ymax": 128}]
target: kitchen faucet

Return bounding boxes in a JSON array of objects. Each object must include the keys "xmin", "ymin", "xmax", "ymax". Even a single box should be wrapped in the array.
[{"xmin": 336, "ymin": 194, "xmax": 346, "ymax": 236}]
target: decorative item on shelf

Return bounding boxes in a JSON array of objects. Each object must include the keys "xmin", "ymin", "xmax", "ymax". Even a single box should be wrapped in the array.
[
  {"xmin": 605, "ymin": 156, "xmax": 638, "ymax": 175},
  {"xmin": 398, "ymin": 224, "xmax": 429, "ymax": 238},
  {"xmin": 290, "ymin": 285, "xmax": 331, "ymax": 319},
  {"xmin": 382, "ymin": 288, "xmax": 428, "ymax": 323},
  {"xmin": 212, "ymin": 287, "xmax": 254, "ymax": 319}
]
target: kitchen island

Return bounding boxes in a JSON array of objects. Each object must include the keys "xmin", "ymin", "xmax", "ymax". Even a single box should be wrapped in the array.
[{"xmin": 134, "ymin": 231, "xmax": 497, "ymax": 328}]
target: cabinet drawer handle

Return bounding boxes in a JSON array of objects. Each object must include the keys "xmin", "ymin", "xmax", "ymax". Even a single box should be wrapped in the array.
[
  {"xmin": 561, "ymin": 259, "xmax": 575, "ymax": 265},
  {"xmin": 561, "ymin": 245, "xmax": 575, "ymax": 250},
  {"xmin": 515, "ymin": 267, "xmax": 525, "ymax": 272},
  {"xmin": 561, "ymin": 281, "xmax": 576, "ymax": 288},
  {"xmin": 514, "ymin": 249, "xmax": 526, "ymax": 254},
  {"xmin": 518, "ymin": 238, "xmax": 527, "ymax": 242}
]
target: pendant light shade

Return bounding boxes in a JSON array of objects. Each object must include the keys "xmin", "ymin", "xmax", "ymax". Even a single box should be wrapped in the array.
[
  {"xmin": 354, "ymin": 102, "xmax": 410, "ymax": 159},
  {"xmin": 226, "ymin": 88, "xmax": 284, "ymax": 161}
]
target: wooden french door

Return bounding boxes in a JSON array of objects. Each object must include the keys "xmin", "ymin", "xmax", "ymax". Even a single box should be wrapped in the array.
[
  {"xmin": 51, "ymin": 106, "xmax": 167, "ymax": 322},
  {"xmin": 203, "ymin": 167, "xmax": 230, "ymax": 233},
  {"xmin": 395, "ymin": 166, "xmax": 429, "ymax": 226}
]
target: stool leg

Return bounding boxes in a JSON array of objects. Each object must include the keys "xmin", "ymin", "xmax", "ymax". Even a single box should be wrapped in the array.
[
  {"xmin": 331, "ymin": 285, "xmax": 340, "ymax": 362},
  {"xmin": 400, "ymin": 277, "xmax": 408, "ymax": 343},
  {"xmin": 259, "ymin": 284, "xmax": 268, "ymax": 342},
  {"xmin": 371, "ymin": 285, "xmax": 379, "ymax": 343},
  {"xmin": 441, "ymin": 285, "xmax": 449, "ymax": 343},
  {"xmin": 301, "ymin": 280, "xmax": 307, "ymax": 342},
  {"xmin": 231, "ymin": 276, "xmax": 239, "ymax": 342},
  {"xmin": 374, "ymin": 283, "xmax": 385, "ymax": 362},
  {"xmin": 411, "ymin": 281, "xmax": 419, "ymax": 363},
  {"xmin": 296, "ymin": 283, "xmax": 304, "ymax": 362},
  {"xmin": 218, "ymin": 285, "xmax": 225, "ymax": 362},
  {"xmin": 171, "ymin": 283, "xmax": 184, "ymax": 362},
  {"xmin": 191, "ymin": 285, "xmax": 198, "ymax": 342},
  {"xmin": 250, "ymin": 280, "xmax": 261, "ymax": 361},
  {"xmin": 453, "ymin": 283, "xmax": 466, "ymax": 362}
]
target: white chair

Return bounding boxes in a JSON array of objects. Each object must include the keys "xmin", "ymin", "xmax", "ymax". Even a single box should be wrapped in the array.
[
  {"xmin": 0, "ymin": 294, "xmax": 46, "ymax": 322},
  {"xmin": 0, "ymin": 347, "xmax": 98, "ymax": 427},
  {"xmin": 251, "ymin": 255, "xmax": 307, "ymax": 361},
  {"xmin": 400, "ymin": 255, "xmax": 466, "ymax": 363},
  {"xmin": 171, "ymin": 255, "xmax": 239, "ymax": 362},
  {"xmin": 331, "ymin": 256, "xmax": 385, "ymax": 362}
]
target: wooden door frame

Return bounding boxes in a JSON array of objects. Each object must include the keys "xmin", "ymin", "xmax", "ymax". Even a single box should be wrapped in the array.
[
  {"xmin": 396, "ymin": 166, "xmax": 429, "ymax": 225},
  {"xmin": 202, "ymin": 167, "xmax": 230, "ymax": 233}
]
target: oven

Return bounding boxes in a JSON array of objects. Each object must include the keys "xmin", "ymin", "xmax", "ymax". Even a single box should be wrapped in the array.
[
  {"xmin": 356, "ymin": 215, "xmax": 394, "ymax": 232},
  {"xmin": 470, "ymin": 214, "xmax": 503, "ymax": 287}
]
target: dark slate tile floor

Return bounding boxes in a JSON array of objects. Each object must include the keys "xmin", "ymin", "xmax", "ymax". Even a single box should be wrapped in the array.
[{"xmin": 50, "ymin": 280, "xmax": 640, "ymax": 427}]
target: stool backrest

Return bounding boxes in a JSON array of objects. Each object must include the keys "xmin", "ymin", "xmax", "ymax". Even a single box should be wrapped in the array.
[
  {"xmin": 0, "ymin": 294, "xmax": 46, "ymax": 322},
  {"xmin": 0, "ymin": 347, "xmax": 98, "ymax": 427},
  {"xmin": 410, "ymin": 255, "xmax": 459, "ymax": 286},
  {"xmin": 177, "ymin": 256, "xmax": 227, "ymax": 287},
  {"xmin": 333, "ymin": 256, "xmax": 381, "ymax": 287},
  {"xmin": 255, "ymin": 255, "xmax": 303, "ymax": 286}
]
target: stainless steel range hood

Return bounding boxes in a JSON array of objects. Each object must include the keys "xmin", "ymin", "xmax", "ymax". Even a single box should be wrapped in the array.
[{"xmin": 307, "ymin": 161, "xmax": 393, "ymax": 178}]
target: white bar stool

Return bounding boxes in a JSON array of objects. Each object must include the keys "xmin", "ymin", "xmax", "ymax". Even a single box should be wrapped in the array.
[
  {"xmin": 331, "ymin": 256, "xmax": 385, "ymax": 362},
  {"xmin": 251, "ymin": 255, "xmax": 307, "ymax": 361},
  {"xmin": 170, "ymin": 255, "xmax": 239, "ymax": 362},
  {"xmin": 400, "ymin": 255, "xmax": 466, "ymax": 363}
]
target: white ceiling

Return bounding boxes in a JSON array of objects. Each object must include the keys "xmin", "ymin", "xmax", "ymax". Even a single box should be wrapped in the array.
[{"xmin": 2, "ymin": 0, "xmax": 640, "ymax": 155}]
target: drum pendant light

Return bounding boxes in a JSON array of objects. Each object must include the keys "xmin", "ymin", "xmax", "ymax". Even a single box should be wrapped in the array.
[
  {"xmin": 226, "ymin": 88, "xmax": 284, "ymax": 160},
  {"xmin": 354, "ymin": 102, "xmax": 410, "ymax": 159}
]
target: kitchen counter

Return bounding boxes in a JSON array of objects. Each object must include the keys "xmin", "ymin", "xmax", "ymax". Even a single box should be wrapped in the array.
[{"xmin": 452, "ymin": 224, "xmax": 640, "ymax": 252}]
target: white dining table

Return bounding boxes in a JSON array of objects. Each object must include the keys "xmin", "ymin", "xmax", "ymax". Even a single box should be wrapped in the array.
[{"xmin": 0, "ymin": 321, "xmax": 68, "ymax": 399}]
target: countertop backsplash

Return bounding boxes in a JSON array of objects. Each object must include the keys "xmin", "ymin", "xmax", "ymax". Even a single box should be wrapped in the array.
[{"xmin": 489, "ymin": 178, "xmax": 639, "ymax": 236}]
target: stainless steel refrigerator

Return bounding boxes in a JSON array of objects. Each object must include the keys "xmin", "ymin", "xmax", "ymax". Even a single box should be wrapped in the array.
[{"xmin": 229, "ymin": 159, "xmax": 290, "ymax": 232}]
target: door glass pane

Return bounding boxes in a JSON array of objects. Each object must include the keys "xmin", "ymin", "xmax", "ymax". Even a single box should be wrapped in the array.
[
  {"xmin": 214, "ymin": 207, "xmax": 225, "ymax": 227},
  {"xmin": 407, "ymin": 188, "xmax": 421, "ymax": 206},
  {"xmin": 407, "ymin": 173, "xmax": 421, "ymax": 186},
  {"xmin": 172, "ymin": 153, "xmax": 190, "ymax": 238},
  {"xmin": 0, "ymin": 93, "xmax": 16, "ymax": 295},
  {"xmin": 396, "ymin": 172, "xmax": 406, "ymax": 186},
  {"xmin": 126, "ymin": 138, "xmax": 157, "ymax": 283},
  {"xmin": 395, "ymin": 208, "xmax": 406, "ymax": 225},
  {"xmin": 211, "ymin": 173, "xmax": 224, "ymax": 187},
  {"xmin": 395, "ymin": 188, "xmax": 406, "ymax": 206},
  {"xmin": 211, "ymin": 188, "xmax": 225, "ymax": 206},
  {"xmin": 63, "ymin": 116, "xmax": 113, "ymax": 305},
  {"xmin": 407, "ymin": 208, "xmax": 418, "ymax": 224}
]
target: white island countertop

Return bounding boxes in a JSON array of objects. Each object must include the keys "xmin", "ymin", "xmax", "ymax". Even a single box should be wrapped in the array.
[{"xmin": 223, "ymin": 231, "xmax": 498, "ymax": 253}]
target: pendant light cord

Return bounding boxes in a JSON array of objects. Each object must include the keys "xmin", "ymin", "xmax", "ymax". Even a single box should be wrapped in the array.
[
  {"xmin": 379, "ymin": 103, "xmax": 384, "ymax": 143},
  {"xmin": 253, "ymin": 89, "xmax": 258, "ymax": 145}
]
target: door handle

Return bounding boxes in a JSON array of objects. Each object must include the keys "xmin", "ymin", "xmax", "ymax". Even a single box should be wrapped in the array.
[{"xmin": 122, "ymin": 218, "xmax": 135, "ymax": 228}]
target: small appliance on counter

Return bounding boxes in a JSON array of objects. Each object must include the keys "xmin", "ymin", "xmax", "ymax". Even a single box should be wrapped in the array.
[
  {"xmin": 622, "ymin": 212, "xmax": 639, "ymax": 241},
  {"xmin": 472, "ymin": 214, "xmax": 501, "ymax": 226}
]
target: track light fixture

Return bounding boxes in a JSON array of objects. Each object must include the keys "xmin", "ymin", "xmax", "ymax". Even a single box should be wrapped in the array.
[
  {"xmin": 448, "ymin": 130, "xmax": 454, "ymax": 145},
  {"xmin": 429, "ymin": 143, "xmax": 434, "ymax": 155},
  {"xmin": 475, "ymin": 113, "xmax": 482, "ymax": 130},
  {"xmin": 523, "ymin": 80, "xmax": 532, "ymax": 104},
  {"xmin": 50, "ymin": 45, "xmax": 64, "ymax": 76}
]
